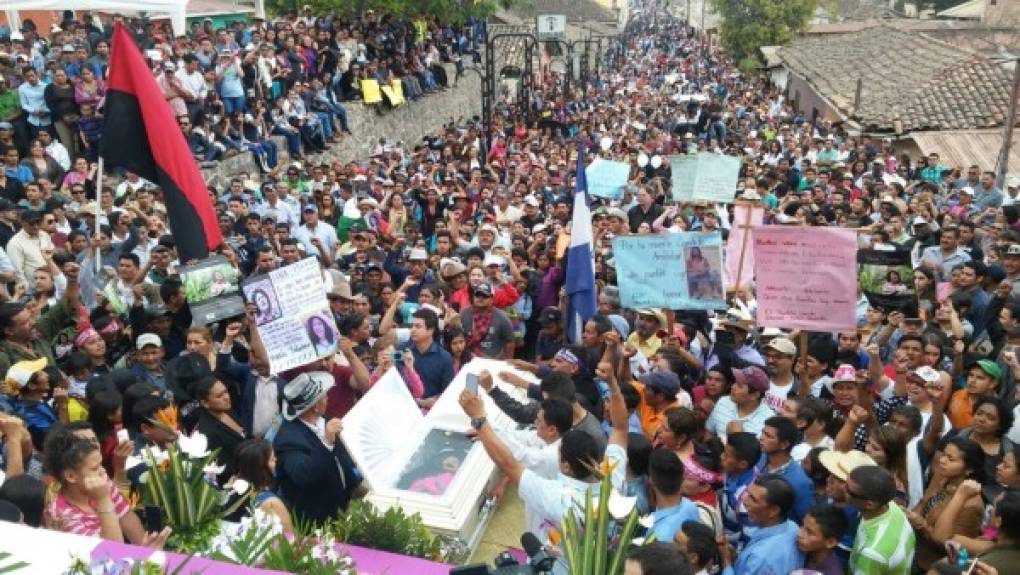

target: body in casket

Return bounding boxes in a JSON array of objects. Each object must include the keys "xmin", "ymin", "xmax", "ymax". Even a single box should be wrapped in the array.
[{"xmin": 340, "ymin": 357, "xmax": 535, "ymax": 554}]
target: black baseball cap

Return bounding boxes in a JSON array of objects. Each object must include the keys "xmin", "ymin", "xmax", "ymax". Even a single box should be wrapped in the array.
[
  {"xmin": 471, "ymin": 283, "xmax": 493, "ymax": 298},
  {"xmin": 539, "ymin": 307, "xmax": 563, "ymax": 325}
]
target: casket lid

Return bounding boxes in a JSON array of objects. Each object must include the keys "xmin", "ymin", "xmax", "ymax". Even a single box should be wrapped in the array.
[{"xmin": 340, "ymin": 368, "xmax": 425, "ymax": 488}]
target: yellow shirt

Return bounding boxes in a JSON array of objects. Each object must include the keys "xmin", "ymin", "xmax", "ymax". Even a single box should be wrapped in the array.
[
  {"xmin": 67, "ymin": 397, "xmax": 88, "ymax": 422},
  {"xmin": 627, "ymin": 332, "xmax": 662, "ymax": 359}
]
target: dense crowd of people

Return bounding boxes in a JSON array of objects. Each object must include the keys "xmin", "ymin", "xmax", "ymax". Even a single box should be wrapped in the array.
[{"xmin": 0, "ymin": 2, "xmax": 1018, "ymax": 575}]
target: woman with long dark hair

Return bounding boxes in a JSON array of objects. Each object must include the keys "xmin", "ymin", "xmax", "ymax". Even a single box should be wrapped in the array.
[
  {"xmin": 907, "ymin": 436, "xmax": 987, "ymax": 570},
  {"xmin": 234, "ymin": 438, "xmax": 293, "ymax": 532},
  {"xmin": 193, "ymin": 375, "xmax": 246, "ymax": 485}
]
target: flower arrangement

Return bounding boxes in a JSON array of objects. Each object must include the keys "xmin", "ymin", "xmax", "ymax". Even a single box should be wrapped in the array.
[
  {"xmin": 63, "ymin": 553, "xmax": 194, "ymax": 575},
  {"xmin": 129, "ymin": 430, "xmax": 250, "ymax": 554},
  {"xmin": 557, "ymin": 459, "xmax": 653, "ymax": 575},
  {"xmin": 209, "ymin": 510, "xmax": 356, "ymax": 574}
]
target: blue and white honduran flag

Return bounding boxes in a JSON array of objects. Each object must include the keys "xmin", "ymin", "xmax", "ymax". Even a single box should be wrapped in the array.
[{"xmin": 565, "ymin": 146, "xmax": 598, "ymax": 344}]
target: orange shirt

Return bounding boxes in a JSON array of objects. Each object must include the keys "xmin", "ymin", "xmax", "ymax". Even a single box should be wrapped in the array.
[
  {"xmin": 947, "ymin": 389, "xmax": 974, "ymax": 429},
  {"xmin": 633, "ymin": 381, "xmax": 680, "ymax": 438}
]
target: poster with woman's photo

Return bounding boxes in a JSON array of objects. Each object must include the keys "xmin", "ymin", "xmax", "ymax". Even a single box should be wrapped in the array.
[
  {"xmin": 178, "ymin": 255, "xmax": 246, "ymax": 324},
  {"xmin": 684, "ymin": 243, "xmax": 724, "ymax": 302},
  {"xmin": 242, "ymin": 258, "xmax": 338, "ymax": 374},
  {"xmin": 303, "ymin": 311, "xmax": 339, "ymax": 357},
  {"xmin": 858, "ymin": 249, "xmax": 916, "ymax": 312},
  {"xmin": 244, "ymin": 279, "xmax": 282, "ymax": 326},
  {"xmin": 612, "ymin": 232, "xmax": 726, "ymax": 310}
]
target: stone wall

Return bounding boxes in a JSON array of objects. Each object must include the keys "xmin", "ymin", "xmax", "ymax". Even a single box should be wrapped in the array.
[{"xmin": 202, "ymin": 62, "xmax": 480, "ymax": 184}]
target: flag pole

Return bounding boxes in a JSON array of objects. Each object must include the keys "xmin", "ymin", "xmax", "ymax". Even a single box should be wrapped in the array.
[{"xmin": 94, "ymin": 155, "xmax": 103, "ymax": 275}]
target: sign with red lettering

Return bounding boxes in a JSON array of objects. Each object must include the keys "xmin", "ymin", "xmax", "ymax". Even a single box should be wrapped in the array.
[{"xmin": 753, "ymin": 227, "xmax": 857, "ymax": 331}]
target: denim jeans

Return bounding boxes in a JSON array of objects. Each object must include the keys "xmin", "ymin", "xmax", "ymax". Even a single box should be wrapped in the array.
[
  {"xmin": 222, "ymin": 96, "xmax": 246, "ymax": 115},
  {"xmin": 321, "ymin": 102, "xmax": 350, "ymax": 132},
  {"xmin": 272, "ymin": 126, "xmax": 302, "ymax": 156},
  {"xmin": 314, "ymin": 112, "xmax": 334, "ymax": 139}
]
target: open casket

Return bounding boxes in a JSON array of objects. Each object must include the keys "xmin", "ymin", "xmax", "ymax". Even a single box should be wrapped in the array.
[{"xmin": 340, "ymin": 357, "xmax": 536, "ymax": 554}]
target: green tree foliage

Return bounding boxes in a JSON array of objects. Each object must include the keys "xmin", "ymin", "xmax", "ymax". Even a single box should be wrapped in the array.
[
  {"xmin": 266, "ymin": 0, "xmax": 510, "ymax": 24},
  {"xmin": 710, "ymin": 0, "xmax": 819, "ymax": 61}
]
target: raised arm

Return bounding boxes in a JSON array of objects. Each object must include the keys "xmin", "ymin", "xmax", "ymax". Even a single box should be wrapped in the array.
[
  {"xmin": 459, "ymin": 372, "xmax": 524, "ymax": 484},
  {"xmin": 378, "ymin": 287, "xmax": 409, "ymax": 337},
  {"xmin": 601, "ymin": 332, "xmax": 628, "ymax": 449}
]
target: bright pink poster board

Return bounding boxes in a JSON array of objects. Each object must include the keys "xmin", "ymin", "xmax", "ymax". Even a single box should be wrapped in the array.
[{"xmin": 753, "ymin": 227, "xmax": 858, "ymax": 331}]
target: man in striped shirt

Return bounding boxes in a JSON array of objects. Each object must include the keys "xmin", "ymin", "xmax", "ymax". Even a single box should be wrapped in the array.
[{"xmin": 847, "ymin": 465, "xmax": 915, "ymax": 575}]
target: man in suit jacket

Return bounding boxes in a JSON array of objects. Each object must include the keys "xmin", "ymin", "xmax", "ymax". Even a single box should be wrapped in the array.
[{"xmin": 273, "ymin": 371, "xmax": 363, "ymax": 524}]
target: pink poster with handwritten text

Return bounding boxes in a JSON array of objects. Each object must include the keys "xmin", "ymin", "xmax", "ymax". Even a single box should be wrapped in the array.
[{"xmin": 753, "ymin": 227, "xmax": 858, "ymax": 331}]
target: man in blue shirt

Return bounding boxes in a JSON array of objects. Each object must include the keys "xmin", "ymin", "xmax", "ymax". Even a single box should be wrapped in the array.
[
  {"xmin": 720, "ymin": 474, "xmax": 804, "ymax": 575},
  {"xmin": 720, "ymin": 431, "xmax": 761, "ymax": 545},
  {"xmin": 16, "ymin": 68, "xmax": 52, "ymax": 138},
  {"xmin": 756, "ymin": 416, "xmax": 815, "ymax": 523},
  {"xmin": 399, "ymin": 307, "xmax": 452, "ymax": 409},
  {"xmin": 646, "ymin": 448, "xmax": 700, "ymax": 543}
]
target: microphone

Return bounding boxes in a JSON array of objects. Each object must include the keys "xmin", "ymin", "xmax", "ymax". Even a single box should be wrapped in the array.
[{"xmin": 521, "ymin": 532, "xmax": 556, "ymax": 573}]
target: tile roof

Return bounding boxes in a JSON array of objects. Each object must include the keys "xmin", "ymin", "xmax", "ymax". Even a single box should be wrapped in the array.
[{"xmin": 778, "ymin": 26, "xmax": 1013, "ymax": 132}]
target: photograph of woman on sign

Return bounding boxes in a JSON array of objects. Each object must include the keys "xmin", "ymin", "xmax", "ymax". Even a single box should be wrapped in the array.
[
  {"xmin": 244, "ymin": 281, "xmax": 282, "ymax": 326},
  {"xmin": 881, "ymin": 269, "xmax": 908, "ymax": 295},
  {"xmin": 685, "ymin": 245, "xmax": 723, "ymax": 300},
  {"xmin": 305, "ymin": 313, "xmax": 337, "ymax": 357},
  {"xmin": 209, "ymin": 269, "xmax": 233, "ymax": 297}
]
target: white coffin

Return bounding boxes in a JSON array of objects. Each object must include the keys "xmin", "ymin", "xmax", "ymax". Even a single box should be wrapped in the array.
[{"xmin": 340, "ymin": 357, "xmax": 537, "ymax": 555}]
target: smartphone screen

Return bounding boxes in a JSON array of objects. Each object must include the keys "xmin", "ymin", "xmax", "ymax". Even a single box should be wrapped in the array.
[{"xmin": 465, "ymin": 373, "xmax": 479, "ymax": 395}]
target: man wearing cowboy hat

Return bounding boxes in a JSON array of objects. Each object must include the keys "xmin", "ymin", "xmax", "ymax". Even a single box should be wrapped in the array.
[
  {"xmin": 274, "ymin": 371, "xmax": 364, "ymax": 525},
  {"xmin": 628, "ymin": 308, "xmax": 667, "ymax": 358}
]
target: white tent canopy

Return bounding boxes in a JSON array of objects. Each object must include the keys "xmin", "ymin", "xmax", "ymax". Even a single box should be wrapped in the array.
[{"xmin": 5, "ymin": 0, "xmax": 190, "ymax": 38}]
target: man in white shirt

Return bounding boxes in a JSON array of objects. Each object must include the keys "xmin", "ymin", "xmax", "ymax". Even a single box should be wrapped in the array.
[
  {"xmin": 6, "ymin": 209, "xmax": 53, "ymax": 289},
  {"xmin": 1004, "ymin": 176, "xmax": 1020, "ymax": 207},
  {"xmin": 494, "ymin": 190, "xmax": 523, "ymax": 225},
  {"xmin": 496, "ymin": 396, "xmax": 572, "ymax": 535},
  {"xmin": 175, "ymin": 55, "xmax": 207, "ymax": 122},
  {"xmin": 115, "ymin": 171, "xmax": 151, "ymax": 200},
  {"xmin": 253, "ymin": 184, "xmax": 297, "ymax": 230},
  {"xmin": 763, "ymin": 337, "xmax": 797, "ymax": 412},
  {"xmin": 460, "ymin": 357, "xmax": 630, "ymax": 541},
  {"xmin": 293, "ymin": 204, "xmax": 339, "ymax": 260}
]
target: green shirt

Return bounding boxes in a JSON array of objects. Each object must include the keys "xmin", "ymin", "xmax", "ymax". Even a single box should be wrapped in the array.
[
  {"xmin": 0, "ymin": 296, "xmax": 75, "ymax": 381},
  {"xmin": 0, "ymin": 90, "xmax": 20, "ymax": 121},
  {"xmin": 849, "ymin": 505, "xmax": 915, "ymax": 575}
]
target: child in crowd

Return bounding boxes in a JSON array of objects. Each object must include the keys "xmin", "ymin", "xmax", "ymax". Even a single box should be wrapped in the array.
[{"xmin": 797, "ymin": 503, "xmax": 849, "ymax": 575}]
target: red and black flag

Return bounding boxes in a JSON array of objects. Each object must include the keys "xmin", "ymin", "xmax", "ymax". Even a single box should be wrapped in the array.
[{"xmin": 101, "ymin": 23, "xmax": 221, "ymax": 262}]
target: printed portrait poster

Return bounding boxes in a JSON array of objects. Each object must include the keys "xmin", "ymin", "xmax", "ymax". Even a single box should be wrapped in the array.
[
  {"xmin": 612, "ymin": 232, "xmax": 726, "ymax": 310},
  {"xmin": 243, "ymin": 257, "xmax": 338, "ymax": 374},
  {"xmin": 178, "ymin": 255, "xmax": 246, "ymax": 325},
  {"xmin": 858, "ymin": 249, "xmax": 916, "ymax": 313}
]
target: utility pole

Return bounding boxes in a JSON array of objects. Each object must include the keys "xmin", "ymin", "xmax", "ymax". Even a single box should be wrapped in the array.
[{"xmin": 996, "ymin": 59, "xmax": 1020, "ymax": 189}]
